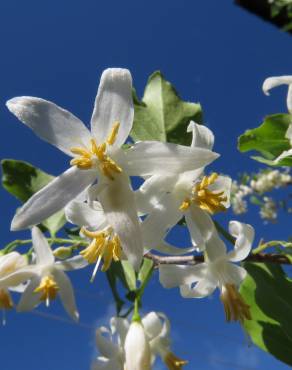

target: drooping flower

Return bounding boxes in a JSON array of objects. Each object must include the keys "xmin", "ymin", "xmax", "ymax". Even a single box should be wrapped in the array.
[
  {"xmin": 159, "ymin": 221, "xmax": 254, "ymax": 323},
  {"xmin": 7, "ymin": 69, "xmax": 217, "ymax": 270},
  {"xmin": 17, "ymin": 227, "xmax": 86, "ymax": 320},
  {"xmin": 136, "ymin": 121, "xmax": 230, "ymax": 252},
  {"xmin": 92, "ymin": 311, "xmax": 186, "ymax": 370}
]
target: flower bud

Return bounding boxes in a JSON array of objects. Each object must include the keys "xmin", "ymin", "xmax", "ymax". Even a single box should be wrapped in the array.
[
  {"xmin": 53, "ymin": 247, "xmax": 73, "ymax": 260},
  {"xmin": 124, "ymin": 321, "xmax": 151, "ymax": 370}
]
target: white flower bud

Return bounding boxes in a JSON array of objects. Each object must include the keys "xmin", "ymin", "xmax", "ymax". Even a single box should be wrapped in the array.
[{"xmin": 124, "ymin": 321, "xmax": 151, "ymax": 370}]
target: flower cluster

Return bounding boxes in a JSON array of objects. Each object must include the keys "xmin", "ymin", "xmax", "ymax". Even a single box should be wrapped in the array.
[
  {"xmin": 2, "ymin": 68, "xmax": 258, "ymax": 369},
  {"xmin": 231, "ymin": 168, "xmax": 292, "ymax": 222},
  {"xmin": 92, "ymin": 311, "xmax": 187, "ymax": 370}
]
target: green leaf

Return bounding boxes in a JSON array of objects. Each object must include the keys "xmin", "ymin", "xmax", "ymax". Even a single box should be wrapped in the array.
[
  {"xmin": 238, "ymin": 114, "xmax": 292, "ymax": 166},
  {"xmin": 131, "ymin": 71, "xmax": 202, "ymax": 145},
  {"xmin": 240, "ymin": 263, "xmax": 292, "ymax": 365},
  {"xmin": 1, "ymin": 159, "xmax": 66, "ymax": 236}
]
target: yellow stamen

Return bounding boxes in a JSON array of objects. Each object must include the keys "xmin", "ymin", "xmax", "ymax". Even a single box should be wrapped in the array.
[
  {"xmin": 0, "ymin": 289, "xmax": 13, "ymax": 310},
  {"xmin": 34, "ymin": 276, "xmax": 59, "ymax": 305},
  {"xmin": 220, "ymin": 284, "xmax": 251, "ymax": 323},
  {"xmin": 69, "ymin": 123, "xmax": 122, "ymax": 180},
  {"xmin": 179, "ymin": 198, "xmax": 191, "ymax": 211},
  {"xmin": 195, "ymin": 173, "xmax": 227, "ymax": 214},
  {"xmin": 107, "ymin": 121, "xmax": 120, "ymax": 145},
  {"xmin": 179, "ymin": 172, "xmax": 227, "ymax": 214},
  {"xmin": 164, "ymin": 352, "xmax": 188, "ymax": 370},
  {"xmin": 80, "ymin": 227, "xmax": 122, "ymax": 279}
]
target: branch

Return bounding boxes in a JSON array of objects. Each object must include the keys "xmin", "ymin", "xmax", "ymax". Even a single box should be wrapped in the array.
[{"xmin": 145, "ymin": 252, "xmax": 292, "ymax": 266}]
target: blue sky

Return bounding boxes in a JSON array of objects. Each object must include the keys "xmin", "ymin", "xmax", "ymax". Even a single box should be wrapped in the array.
[{"xmin": 0, "ymin": 0, "xmax": 292, "ymax": 369}]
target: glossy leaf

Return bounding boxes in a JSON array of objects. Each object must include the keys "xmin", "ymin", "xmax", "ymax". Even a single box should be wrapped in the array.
[
  {"xmin": 240, "ymin": 262, "xmax": 292, "ymax": 365},
  {"xmin": 238, "ymin": 114, "xmax": 292, "ymax": 166},
  {"xmin": 131, "ymin": 71, "xmax": 202, "ymax": 145},
  {"xmin": 1, "ymin": 159, "xmax": 66, "ymax": 235}
]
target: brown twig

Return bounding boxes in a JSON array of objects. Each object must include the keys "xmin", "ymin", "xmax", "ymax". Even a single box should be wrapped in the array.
[{"xmin": 144, "ymin": 252, "xmax": 291, "ymax": 266}]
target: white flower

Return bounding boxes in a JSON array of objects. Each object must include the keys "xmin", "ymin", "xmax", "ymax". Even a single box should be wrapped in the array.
[
  {"xmin": 65, "ymin": 187, "xmax": 122, "ymax": 280},
  {"xmin": 93, "ymin": 312, "xmax": 186, "ymax": 370},
  {"xmin": 137, "ymin": 121, "xmax": 230, "ymax": 252},
  {"xmin": 17, "ymin": 227, "xmax": 86, "ymax": 320},
  {"xmin": 92, "ymin": 316, "xmax": 129, "ymax": 370},
  {"xmin": 7, "ymin": 69, "xmax": 217, "ymax": 270},
  {"xmin": 159, "ymin": 221, "xmax": 254, "ymax": 322},
  {"xmin": 260, "ymin": 196, "xmax": 278, "ymax": 222},
  {"xmin": 0, "ymin": 251, "xmax": 34, "ymax": 323},
  {"xmin": 7, "ymin": 68, "xmax": 144, "ymax": 270},
  {"xmin": 142, "ymin": 311, "xmax": 187, "ymax": 369},
  {"xmin": 124, "ymin": 321, "xmax": 152, "ymax": 370}
]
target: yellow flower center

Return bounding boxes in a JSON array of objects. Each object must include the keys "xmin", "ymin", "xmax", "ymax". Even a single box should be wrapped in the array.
[
  {"xmin": 0, "ymin": 289, "xmax": 13, "ymax": 310},
  {"xmin": 164, "ymin": 352, "xmax": 188, "ymax": 370},
  {"xmin": 80, "ymin": 227, "xmax": 122, "ymax": 281},
  {"xmin": 179, "ymin": 173, "xmax": 227, "ymax": 214},
  {"xmin": 34, "ymin": 275, "xmax": 59, "ymax": 306},
  {"xmin": 70, "ymin": 122, "xmax": 122, "ymax": 180},
  {"xmin": 220, "ymin": 284, "xmax": 251, "ymax": 323}
]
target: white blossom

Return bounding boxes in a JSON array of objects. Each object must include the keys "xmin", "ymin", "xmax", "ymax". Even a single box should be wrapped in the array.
[{"xmin": 160, "ymin": 221, "xmax": 254, "ymax": 322}]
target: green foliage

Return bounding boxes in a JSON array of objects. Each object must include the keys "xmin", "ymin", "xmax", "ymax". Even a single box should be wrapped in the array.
[
  {"xmin": 240, "ymin": 262, "xmax": 292, "ymax": 366},
  {"xmin": 238, "ymin": 114, "xmax": 292, "ymax": 166},
  {"xmin": 131, "ymin": 71, "xmax": 202, "ymax": 145},
  {"xmin": 1, "ymin": 159, "xmax": 66, "ymax": 236}
]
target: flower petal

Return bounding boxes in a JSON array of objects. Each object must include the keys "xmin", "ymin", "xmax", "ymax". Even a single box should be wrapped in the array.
[
  {"xmin": 125, "ymin": 141, "xmax": 219, "ymax": 176},
  {"xmin": 208, "ymin": 175, "xmax": 232, "ymax": 208},
  {"xmin": 17, "ymin": 276, "xmax": 41, "ymax": 312},
  {"xmin": 186, "ymin": 205, "xmax": 216, "ymax": 250},
  {"xmin": 32, "ymin": 226, "xmax": 55, "ymax": 265},
  {"xmin": 227, "ymin": 221, "xmax": 254, "ymax": 262},
  {"xmin": 95, "ymin": 326, "xmax": 121, "ymax": 359},
  {"xmin": 274, "ymin": 148, "xmax": 292, "ymax": 163},
  {"xmin": 141, "ymin": 194, "xmax": 182, "ymax": 249},
  {"xmin": 52, "ymin": 268, "xmax": 79, "ymax": 321},
  {"xmin": 153, "ymin": 241, "xmax": 195, "ymax": 255},
  {"xmin": 65, "ymin": 200, "xmax": 108, "ymax": 230},
  {"xmin": 91, "ymin": 358, "xmax": 122, "ymax": 370},
  {"xmin": 225, "ymin": 263, "xmax": 247, "ymax": 286},
  {"xmin": 180, "ymin": 278, "xmax": 217, "ymax": 298},
  {"xmin": 11, "ymin": 166, "xmax": 97, "ymax": 231},
  {"xmin": 187, "ymin": 121, "xmax": 214, "ymax": 150},
  {"xmin": 285, "ymin": 123, "xmax": 292, "ymax": 145},
  {"xmin": 110, "ymin": 316, "xmax": 129, "ymax": 345},
  {"xmin": 98, "ymin": 174, "xmax": 143, "ymax": 271},
  {"xmin": 135, "ymin": 174, "xmax": 175, "ymax": 215},
  {"xmin": 159, "ymin": 264, "xmax": 207, "ymax": 289},
  {"xmin": 0, "ymin": 266, "xmax": 38, "ymax": 288},
  {"xmin": 6, "ymin": 97, "xmax": 91, "ymax": 156},
  {"xmin": 205, "ymin": 233, "xmax": 227, "ymax": 262},
  {"xmin": 91, "ymin": 68, "xmax": 133, "ymax": 148},
  {"xmin": 263, "ymin": 76, "xmax": 292, "ymax": 93},
  {"xmin": 56, "ymin": 255, "xmax": 88, "ymax": 271},
  {"xmin": 142, "ymin": 311, "xmax": 163, "ymax": 340}
]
